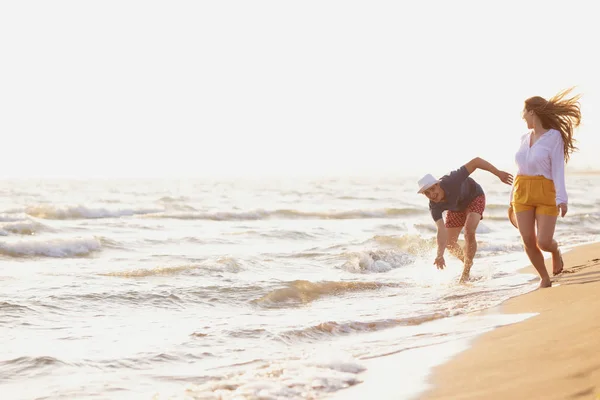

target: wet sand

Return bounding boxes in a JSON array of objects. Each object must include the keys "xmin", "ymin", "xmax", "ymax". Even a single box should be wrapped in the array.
[{"xmin": 422, "ymin": 241, "xmax": 600, "ymax": 400}]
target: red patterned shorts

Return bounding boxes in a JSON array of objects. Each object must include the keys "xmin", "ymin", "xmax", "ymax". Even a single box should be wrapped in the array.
[{"xmin": 444, "ymin": 194, "xmax": 486, "ymax": 228}]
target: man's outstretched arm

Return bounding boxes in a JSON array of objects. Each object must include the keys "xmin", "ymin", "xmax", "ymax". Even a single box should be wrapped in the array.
[{"xmin": 464, "ymin": 157, "xmax": 513, "ymax": 185}]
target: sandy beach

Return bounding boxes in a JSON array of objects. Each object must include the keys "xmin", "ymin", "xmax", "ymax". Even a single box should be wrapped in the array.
[{"xmin": 422, "ymin": 241, "xmax": 600, "ymax": 400}]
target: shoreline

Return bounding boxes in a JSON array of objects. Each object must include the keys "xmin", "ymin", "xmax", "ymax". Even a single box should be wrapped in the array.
[
  {"xmin": 421, "ymin": 240, "xmax": 600, "ymax": 399},
  {"xmin": 331, "ymin": 240, "xmax": 600, "ymax": 400}
]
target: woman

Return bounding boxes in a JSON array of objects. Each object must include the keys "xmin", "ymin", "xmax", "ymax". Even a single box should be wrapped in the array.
[
  {"xmin": 510, "ymin": 88, "xmax": 582, "ymax": 288},
  {"xmin": 417, "ymin": 158, "xmax": 513, "ymax": 283}
]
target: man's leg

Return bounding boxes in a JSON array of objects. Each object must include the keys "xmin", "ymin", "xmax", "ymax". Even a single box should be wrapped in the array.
[
  {"xmin": 444, "ymin": 210, "xmax": 466, "ymax": 262},
  {"xmin": 446, "ymin": 227, "xmax": 464, "ymax": 262},
  {"xmin": 460, "ymin": 212, "xmax": 481, "ymax": 283}
]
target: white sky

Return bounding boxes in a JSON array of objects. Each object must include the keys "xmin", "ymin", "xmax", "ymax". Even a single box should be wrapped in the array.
[{"xmin": 1, "ymin": 1, "xmax": 598, "ymax": 179}]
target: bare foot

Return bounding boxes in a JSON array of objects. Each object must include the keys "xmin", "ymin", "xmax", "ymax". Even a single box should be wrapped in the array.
[
  {"xmin": 459, "ymin": 271, "xmax": 470, "ymax": 284},
  {"xmin": 539, "ymin": 278, "xmax": 552, "ymax": 288},
  {"xmin": 459, "ymin": 262, "xmax": 472, "ymax": 284},
  {"xmin": 552, "ymin": 250, "xmax": 564, "ymax": 276}
]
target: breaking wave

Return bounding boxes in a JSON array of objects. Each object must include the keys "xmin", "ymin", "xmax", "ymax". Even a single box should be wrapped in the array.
[
  {"xmin": 25, "ymin": 205, "xmax": 162, "ymax": 220},
  {"xmin": 144, "ymin": 208, "xmax": 426, "ymax": 221},
  {"xmin": 340, "ymin": 249, "xmax": 415, "ymax": 273},
  {"xmin": 252, "ymin": 280, "xmax": 401, "ymax": 307},
  {"xmin": 0, "ymin": 220, "xmax": 53, "ymax": 236},
  {"xmin": 0, "ymin": 237, "xmax": 102, "ymax": 257},
  {"xmin": 278, "ymin": 313, "xmax": 448, "ymax": 341},
  {"xmin": 101, "ymin": 256, "xmax": 244, "ymax": 278}
]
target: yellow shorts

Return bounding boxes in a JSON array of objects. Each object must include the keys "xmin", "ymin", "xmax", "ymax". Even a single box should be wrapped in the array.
[{"xmin": 511, "ymin": 175, "xmax": 559, "ymax": 217}]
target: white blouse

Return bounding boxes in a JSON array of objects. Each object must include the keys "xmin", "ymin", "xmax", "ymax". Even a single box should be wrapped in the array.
[{"xmin": 513, "ymin": 128, "xmax": 568, "ymax": 205}]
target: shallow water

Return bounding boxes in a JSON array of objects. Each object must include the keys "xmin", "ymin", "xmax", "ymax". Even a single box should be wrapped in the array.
[{"xmin": 1, "ymin": 174, "xmax": 597, "ymax": 399}]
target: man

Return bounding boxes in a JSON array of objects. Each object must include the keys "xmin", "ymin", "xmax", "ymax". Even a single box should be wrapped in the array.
[{"xmin": 417, "ymin": 157, "xmax": 513, "ymax": 283}]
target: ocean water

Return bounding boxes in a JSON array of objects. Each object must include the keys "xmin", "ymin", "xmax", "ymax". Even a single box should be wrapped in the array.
[{"xmin": 1, "ymin": 173, "xmax": 599, "ymax": 400}]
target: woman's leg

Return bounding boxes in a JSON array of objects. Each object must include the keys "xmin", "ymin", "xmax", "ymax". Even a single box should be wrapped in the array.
[
  {"xmin": 516, "ymin": 209, "xmax": 552, "ymax": 287},
  {"xmin": 536, "ymin": 213, "xmax": 562, "ymax": 275}
]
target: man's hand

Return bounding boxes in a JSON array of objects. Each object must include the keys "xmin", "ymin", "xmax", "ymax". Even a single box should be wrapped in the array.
[
  {"xmin": 496, "ymin": 170, "xmax": 514, "ymax": 185},
  {"xmin": 558, "ymin": 203, "xmax": 568, "ymax": 217},
  {"xmin": 434, "ymin": 255, "xmax": 446, "ymax": 270}
]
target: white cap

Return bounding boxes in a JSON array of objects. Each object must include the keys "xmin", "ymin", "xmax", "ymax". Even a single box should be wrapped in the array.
[{"xmin": 417, "ymin": 174, "xmax": 440, "ymax": 193}]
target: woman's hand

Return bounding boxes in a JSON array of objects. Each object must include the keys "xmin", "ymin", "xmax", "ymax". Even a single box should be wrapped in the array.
[{"xmin": 558, "ymin": 203, "xmax": 568, "ymax": 217}]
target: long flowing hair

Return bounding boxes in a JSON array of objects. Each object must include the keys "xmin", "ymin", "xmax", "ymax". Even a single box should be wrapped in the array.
[{"xmin": 525, "ymin": 88, "xmax": 582, "ymax": 163}]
